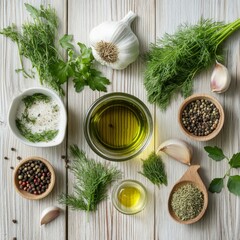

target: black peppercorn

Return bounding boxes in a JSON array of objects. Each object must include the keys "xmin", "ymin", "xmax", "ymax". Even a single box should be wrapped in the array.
[
  {"xmin": 12, "ymin": 219, "xmax": 17, "ymax": 224},
  {"xmin": 182, "ymin": 99, "xmax": 220, "ymax": 136},
  {"xmin": 17, "ymin": 160, "xmax": 51, "ymax": 195}
]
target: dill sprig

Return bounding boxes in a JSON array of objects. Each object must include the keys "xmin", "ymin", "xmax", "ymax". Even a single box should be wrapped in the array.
[
  {"xmin": 139, "ymin": 152, "xmax": 167, "ymax": 187},
  {"xmin": 59, "ymin": 145, "xmax": 122, "ymax": 212},
  {"xmin": 144, "ymin": 18, "xmax": 240, "ymax": 110}
]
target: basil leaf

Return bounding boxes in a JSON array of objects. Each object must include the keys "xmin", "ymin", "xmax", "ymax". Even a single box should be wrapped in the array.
[
  {"xmin": 209, "ymin": 178, "xmax": 224, "ymax": 193},
  {"xmin": 227, "ymin": 175, "xmax": 240, "ymax": 196},
  {"xmin": 59, "ymin": 34, "xmax": 74, "ymax": 50},
  {"xmin": 204, "ymin": 146, "xmax": 225, "ymax": 161},
  {"xmin": 229, "ymin": 153, "xmax": 240, "ymax": 168}
]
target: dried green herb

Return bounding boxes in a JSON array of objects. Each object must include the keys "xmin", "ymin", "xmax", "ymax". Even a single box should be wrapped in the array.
[
  {"xmin": 144, "ymin": 18, "xmax": 240, "ymax": 110},
  {"xmin": 139, "ymin": 152, "xmax": 167, "ymax": 187},
  {"xmin": 58, "ymin": 145, "xmax": 122, "ymax": 212},
  {"xmin": 16, "ymin": 93, "xmax": 58, "ymax": 142},
  {"xmin": 171, "ymin": 183, "xmax": 204, "ymax": 221},
  {"xmin": 204, "ymin": 146, "xmax": 240, "ymax": 195}
]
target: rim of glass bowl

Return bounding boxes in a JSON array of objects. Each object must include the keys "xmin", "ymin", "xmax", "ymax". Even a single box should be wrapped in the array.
[{"xmin": 84, "ymin": 92, "xmax": 153, "ymax": 161}]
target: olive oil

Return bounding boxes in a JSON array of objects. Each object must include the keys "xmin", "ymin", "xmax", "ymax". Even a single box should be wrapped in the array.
[
  {"xmin": 84, "ymin": 93, "xmax": 153, "ymax": 161},
  {"xmin": 90, "ymin": 101, "xmax": 148, "ymax": 152},
  {"xmin": 118, "ymin": 186, "xmax": 141, "ymax": 208},
  {"xmin": 112, "ymin": 180, "xmax": 147, "ymax": 214}
]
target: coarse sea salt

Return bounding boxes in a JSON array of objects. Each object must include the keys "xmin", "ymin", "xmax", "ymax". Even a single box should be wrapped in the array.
[{"xmin": 16, "ymin": 97, "xmax": 60, "ymax": 134}]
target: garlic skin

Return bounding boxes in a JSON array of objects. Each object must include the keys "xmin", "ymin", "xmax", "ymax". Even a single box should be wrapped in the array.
[
  {"xmin": 89, "ymin": 11, "xmax": 139, "ymax": 70},
  {"xmin": 157, "ymin": 139, "xmax": 192, "ymax": 165},
  {"xmin": 40, "ymin": 206, "xmax": 61, "ymax": 225},
  {"xmin": 210, "ymin": 61, "xmax": 231, "ymax": 93}
]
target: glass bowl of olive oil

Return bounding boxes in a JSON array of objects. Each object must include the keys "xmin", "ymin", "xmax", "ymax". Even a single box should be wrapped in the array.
[
  {"xmin": 84, "ymin": 93, "xmax": 153, "ymax": 161},
  {"xmin": 112, "ymin": 179, "xmax": 147, "ymax": 215}
]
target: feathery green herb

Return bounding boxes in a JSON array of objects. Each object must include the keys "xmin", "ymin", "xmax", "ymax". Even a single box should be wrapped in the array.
[
  {"xmin": 16, "ymin": 119, "xmax": 58, "ymax": 142},
  {"xmin": 58, "ymin": 145, "xmax": 122, "ymax": 212},
  {"xmin": 144, "ymin": 18, "xmax": 240, "ymax": 110},
  {"xmin": 0, "ymin": 4, "xmax": 110, "ymax": 95},
  {"xmin": 139, "ymin": 152, "xmax": 167, "ymax": 187},
  {"xmin": 204, "ymin": 146, "xmax": 240, "ymax": 196},
  {"xmin": 22, "ymin": 93, "xmax": 50, "ymax": 108}
]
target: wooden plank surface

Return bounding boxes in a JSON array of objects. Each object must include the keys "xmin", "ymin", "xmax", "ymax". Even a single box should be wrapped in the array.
[{"xmin": 1, "ymin": 0, "xmax": 240, "ymax": 239}]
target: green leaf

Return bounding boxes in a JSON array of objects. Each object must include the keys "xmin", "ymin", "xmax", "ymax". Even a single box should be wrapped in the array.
[
  {"xmin": 24, "ymin": 3, "xmax": 41, "ymax": 19},
  {"xmin": 59, "ymin": 34, "xmax": 74, "ymax": 50},
  {"xmin": 209, "ymin": 178, "xmax": 224, "ymax": 193},
  {"xmin": 227, "ymin": 175, "xmax": 240, "ymax": 196},
  {"xmin": 204, "ymin": 146, "xmax": 225, "ymax": 161},
  {"xmin": 78, "ymin": 42, "xmax": 93, "ymax": 62},
  {"xmin": 229, "ymin": 153, "xmax": 240, "ymax": 168},
  {"xmin": 73, "ymin": 76, "xmax": 86, "ymax": 92},
  {"xmin": 51, "ymin": 60, "xmax": 74, "ymax": 84},
  {"xmin": 87, "ymin": 69, "xmax": 110, "ymax": 92}
]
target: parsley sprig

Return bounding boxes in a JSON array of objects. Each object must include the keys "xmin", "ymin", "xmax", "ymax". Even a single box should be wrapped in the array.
[{"xmin": 204, "ymin": 146, "xmax": 240, "ymax": 196}]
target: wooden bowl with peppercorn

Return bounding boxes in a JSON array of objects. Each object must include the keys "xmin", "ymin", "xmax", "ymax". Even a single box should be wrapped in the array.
[
  {"xmin": 178, "ymin": 94, "xmax": 224, "ymax": 141},
  {"xmin": 13, "ymin": 156, "xmax": 55, "ymax": 200}
]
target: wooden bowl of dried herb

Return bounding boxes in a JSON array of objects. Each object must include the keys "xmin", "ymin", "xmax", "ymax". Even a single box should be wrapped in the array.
[
  {"xmin": 168, "ymin": 165, "xmax": 208, "ymax": 224},
  {"xmin": 178, "ymin": 94, "xmax": 224, "ymax": 141},
  {"xmin": 13, "ymin": 156, "xmax": 55, "ymax": 200}
]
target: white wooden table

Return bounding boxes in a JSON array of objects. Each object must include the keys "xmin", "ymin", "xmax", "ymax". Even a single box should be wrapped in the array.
[{"xmin": 1, "ymin": 0, "xmax": 240, "ymax": 239}]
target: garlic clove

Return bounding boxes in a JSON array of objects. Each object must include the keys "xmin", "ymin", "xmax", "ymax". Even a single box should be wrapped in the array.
[
  {"xmin": 210, "ymin": 61, "xmax": 231, "ymax": 93},
  {"xmin": 40, "ymin": 206, "xmax": 61, "ymax": 225},
  {"xmin": 157, "ymin": 139, "xmax": 192, "ymax": 165}
]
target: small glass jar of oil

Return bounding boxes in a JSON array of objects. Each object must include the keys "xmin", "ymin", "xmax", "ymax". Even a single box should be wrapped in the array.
[
  {"xmin": 84, "ymin": 93, "xmax": 153, "ymax": 161},
  {"xmin": 112, "ymin": 180, "xmax": 147, "ymax": 215}
]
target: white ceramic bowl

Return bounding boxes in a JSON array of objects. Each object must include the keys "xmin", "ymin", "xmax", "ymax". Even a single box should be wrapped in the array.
[{"xmin": 8, "ymin": 87, "xmax": 67, "ymax": 147}]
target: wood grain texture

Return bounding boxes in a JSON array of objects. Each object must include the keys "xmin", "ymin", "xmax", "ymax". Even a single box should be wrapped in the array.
[
  {"xmin": 1, "ymin": 0, "xmax": 240, "ymax": 239},
  {"xmin": 67, "ymin": 1, "xmax": 155, "ymax": 240},
  {"xmin": 0, "ymin": 1, "xmax": 67, "ymax": 240}
]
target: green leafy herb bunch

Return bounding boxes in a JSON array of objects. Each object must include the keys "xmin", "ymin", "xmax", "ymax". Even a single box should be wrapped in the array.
[
  {"xmin": 204, "ymin": 146, "xmax": 240, "ymax": 196},
  {"xmin": 0, "ymin": 4, "xmax": 110, "ymax": 96},
  {"xmin": 59, "ymin": 145, "xmax": 121, "ymax": 212}
]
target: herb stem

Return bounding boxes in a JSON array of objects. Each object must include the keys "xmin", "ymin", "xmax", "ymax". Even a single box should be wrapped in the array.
[{"xmin": 214, "ymin": 18, "xmax": 240, "ymax": 47}]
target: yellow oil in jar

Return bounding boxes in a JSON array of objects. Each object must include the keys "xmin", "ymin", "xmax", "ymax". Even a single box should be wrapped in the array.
[{"xmin": 117, "ymin": 186, "xmax": 141, "ymax": 208}]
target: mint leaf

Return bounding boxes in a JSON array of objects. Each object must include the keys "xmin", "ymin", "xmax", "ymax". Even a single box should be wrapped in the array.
[
  {"xmin": 209, "ymin": 178, "xmax": 224, "ymax": 193},
  {"xmin": 227, "ymin": 175, "xmax": 240, "ymax": 196},
  {"xmin": 229, "ymin": 153, "xmax": 240, "ymax": 168},
  {"xmin": 204, "ymin": 146, "xmax": 225, "ymax": 161},
  {"xmin": 25, "ymin": 3, "xmax": 41, "ymax": 19},
  {"xmin": 59, "ymin": 34, "xmax": 74, "ymax": 50}
]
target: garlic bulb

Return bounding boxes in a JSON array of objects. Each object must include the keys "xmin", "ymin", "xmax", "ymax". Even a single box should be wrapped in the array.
[
  {"xmin": 157, "ymin": 139, "xmax": 192, "ymax": 165},
  {"xmin": 89, "ymin": 11, "xmax": 139, "ymax": 70},
  {"xmin": 210, "ymin": 61, "xmax": 231, "ymax": 93}
]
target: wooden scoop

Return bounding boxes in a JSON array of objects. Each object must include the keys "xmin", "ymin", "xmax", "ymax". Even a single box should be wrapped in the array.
[{"xmin": 168, "ymin": 165, "xmax": 208, "ymax": 224}]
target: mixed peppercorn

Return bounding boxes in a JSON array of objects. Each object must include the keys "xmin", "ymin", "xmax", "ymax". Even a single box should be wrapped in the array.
[
  {"xmin": 181, "ymin": 99, "xmax": 220, "ymax": 136},
  {"xmin": 17, "ymin": 160, "xmax": 51, "ymax": 195}
]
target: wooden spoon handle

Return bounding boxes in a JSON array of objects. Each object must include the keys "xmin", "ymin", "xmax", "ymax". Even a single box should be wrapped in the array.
[{"xmin": 179, "ymin": 165, "xmax": 201, "ymax": 183}]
